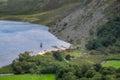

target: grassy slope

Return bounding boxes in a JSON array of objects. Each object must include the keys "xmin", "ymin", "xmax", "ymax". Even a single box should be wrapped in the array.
[
  {"xmin": 0, "ymin": 0, "xmax": 82, "ymax": 14},
  {"xmin": 64, "ymin": 50, "xmax": 120, "ymax": 67},
  {"xmin": 103, "ymin": 60, "xmax": 120, "ymax": 68},
  {"xmin": 0, "ymin": 2, "xmax": 79, "ymax": 26},
  {"xmin": 0, "ymin": 0, "xmax": 82, "ymax": 26},
  {"xmin": 0, "ymin": 74, "xmax": 55, "ymax": 80}
]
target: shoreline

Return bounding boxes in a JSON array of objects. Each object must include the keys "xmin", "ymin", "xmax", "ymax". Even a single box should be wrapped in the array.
[
  {"xmin": 0, "ymin": 20, "xmax": 72, "ymax": 67},
  {"xmin": 38, "ymin": 45, "xmax": 76, "ymax": 55}
]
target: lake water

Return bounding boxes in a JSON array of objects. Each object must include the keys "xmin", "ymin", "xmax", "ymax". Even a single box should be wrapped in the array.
[{"xmin": 0, "ymin": 20, "xmax": 70, "ymax": 67}]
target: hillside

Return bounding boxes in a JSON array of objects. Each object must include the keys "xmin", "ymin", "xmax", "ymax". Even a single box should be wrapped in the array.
[
  {"xmin": 0, "ymin": 0, "xmax": 84, "ymax": 15},
  {"xmin": 0, "ymin": 0, "xmax": 120, "ymax": 52},
  {"xmin": 50, "ymin": 0, "xmax": 120, "ymax": 50},
  {"xmin": 0, "ymin": 0, "xmax": 120, "ymax": 80},
  {"xmin": 0, "ymin": 0, "xmax": 83, "ymax": 25}
]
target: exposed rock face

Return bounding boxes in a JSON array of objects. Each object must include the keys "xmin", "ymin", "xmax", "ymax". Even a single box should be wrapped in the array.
[
  {"xmin": 0, "ymin": 0, "xmax": 119, "ymax": 49},
  {"xmin": 50, "ymin": 0, "xmax": 119, "ymax": 49}
]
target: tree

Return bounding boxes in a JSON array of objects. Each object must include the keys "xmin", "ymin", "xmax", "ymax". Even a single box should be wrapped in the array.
[
  {"xmin": 79, "ymin": 77, "xmax": 88, "ymax": 80},
  {"xmin": 62, "ymin": 72, "xmax": 77, "ymax": 80},
  {"xmin": 81, "ymin": 65, "xmax": 91, "ymax": 74},
  {"xmin": 65, "ymin": 54, "xmax": 71, "ymax": 60},
  {"xmin": 74, "ymin": 65, "xmax": 83, "ymax": 78},
  {"xmin": 94, "ymin": 64, "xmax": 102, "ymax": 72},
  {"xmin": 18, "ymin": 51, "xmax": 31, "ymax": 61},
  {"xmin": 86, "ymin": 39, "xmax": 103, "ymax": 50},
  {"xmin": 52, "ymin": 51, "xmax": 63, "ymax": 61},
  {"xmin": 86, "ymin": 16, "xmax": 120, "ymax": 54},
  {"xmin": 100, "ymin": 67, "xmax": 116, "ymax": 75},
  {"xmin": 101, "ymin": 75, "xmax": 115, "ymax": 80},
  {"xmin": 85, "ymin": 70, "xmax": 96, "ymax": 78},
  {"xmin": 12, "ymin": 63, "xmax": 23, "ymax": 74}
]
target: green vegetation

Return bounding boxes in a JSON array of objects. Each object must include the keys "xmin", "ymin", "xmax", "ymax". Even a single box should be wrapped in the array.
[
  {"xmin": 11, "ymin": 51, "xmax": 69, "ymax": 74},
  {"xmin": 0, "ymin": 65, "xmax": 13, "ymax": 74},
  {"xmin": 0, "ymin": 0, "xmax": 83, "ymax": 25},
  {"xmin": 0, "ymin": 50, "xmax": 120, "ymax": 80},
  {"xmin": 0, "ymin": 0, "xmax": 82, "ymax": 15},
  {"xmin": 52, "ymin": 51, "xmax": 63, "ymax": 61},
  {"xmin": 64, "ymin": 50, "xmax": 84, "ymax": 57},
  {"xmin": 56, "ymin": 64, "xmax": 120, "ymax": 80},
  {"xmin": 7, "ymin": 51, "xmax": 120, "ymax": 80},
  {"xmin": 0, "ymin": 1, "xmax": 119, "ymax": 80},
  {"xmin": 0, "ymin": 74, "xmax": 55, "ymax": 80},
  {"xmin": 103, "ymin": 60, "xmax": 120, "ymax": 68},
  {"xmin": 86, "ymin": 17, "xmax": 120, "ymax": 54}
]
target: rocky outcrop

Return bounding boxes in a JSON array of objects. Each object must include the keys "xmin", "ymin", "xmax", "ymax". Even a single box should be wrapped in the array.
[{"xmin": 50, "ymin": 0, "xmax": 119, "ymax": 49}]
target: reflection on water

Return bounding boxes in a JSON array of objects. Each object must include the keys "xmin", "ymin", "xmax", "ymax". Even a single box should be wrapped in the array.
[{"xmin": 0, "ymin": 21, "xmax": 70, "ymax": 67}]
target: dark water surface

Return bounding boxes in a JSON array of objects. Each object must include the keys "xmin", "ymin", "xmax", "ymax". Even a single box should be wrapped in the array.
[{"xmin": 0, "ymin": 21, "xmax": 70, "ymax": 67}]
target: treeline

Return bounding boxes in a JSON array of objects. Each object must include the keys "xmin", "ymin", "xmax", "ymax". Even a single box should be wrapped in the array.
[
  {"xmin": 12, "ymin": 51, "xmax": 120, "ymax": 80},
  {"xmin": 56, "ymin": 64, "xmax": 120, "ymax": 80},
  {"xmin": 86, "ymin": 17, "xmax": 120, "ymax": 54},
  {"xmin": 12, "ymin": 51, "xmax": 68, "ymax": 74}
]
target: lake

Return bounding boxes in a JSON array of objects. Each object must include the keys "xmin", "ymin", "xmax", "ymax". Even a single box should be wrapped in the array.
[{"xmin": 0, "ymin": 20, "xmax": 70, "ymax": 67}]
